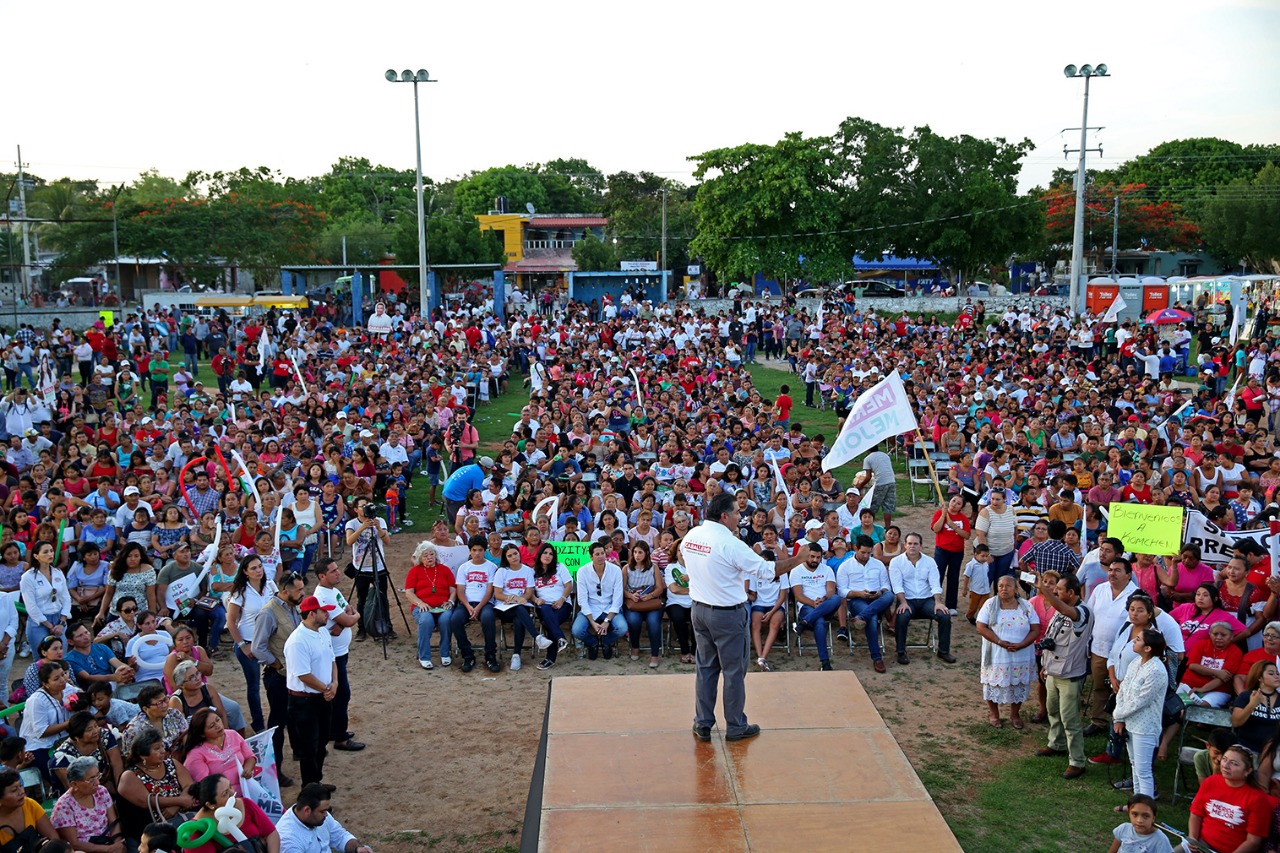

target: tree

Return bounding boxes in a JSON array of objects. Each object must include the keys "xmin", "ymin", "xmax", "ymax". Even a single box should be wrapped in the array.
[
  {"xmin": 1199, "ymin": 164, "xmax": 1280, "ymax": 273},
  {"xmin": 689, "ymin": 132, "xmax": 847, "ymax": 285},
  {"xmin": 536, "ymin": 158, "xmax": 605, "ymax": 213},
  {"xmin": 571, "ymin": 232, "xmax": 616, "ymax": 271},
  {"xmin": 1112, "ymin": 138, "xmax": 1258, "ymax": 208},
  {"xmin": 889, "ymin": 126, "xmax": 1042, "ymax": 283},
  {"xmin": 603, "ymin": 171, "xmax": 694, "ymax": 270},
  {"xmin": 454, "ymin": 166, "xmax": 548, "ymax": 218},
  {"xmin": 391, "ymin": 213, "xmax": 506, "ymax": 276},
  {"xmin": 310, "ymin": 157, "xmax": 418, "ymax": 226},
  {"xmin": 1040, "ymin": 181, "xmax": 1201, "ymax": 264}
]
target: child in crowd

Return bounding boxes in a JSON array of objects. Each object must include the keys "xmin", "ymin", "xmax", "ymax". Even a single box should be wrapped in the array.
[
  {"xmin": 962, "ymin": 544, "xmax": 992, "ymax": 624},
  {"xmin": 1106, "ymin": 794, "xmax": 1172, "ymax": 853},
  {"xmin": 1229, "ymin": 483, "xmax": 1261, "ymax": 529}
]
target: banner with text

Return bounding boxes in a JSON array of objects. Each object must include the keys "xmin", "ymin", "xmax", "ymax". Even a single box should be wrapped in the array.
[
  {"xmin": 1107, "ymin": 503, "xmax": 1185, "ymax": 554},
  {"xmin": 1183, "ymin": 510, "xmax": 1269, "ymax": 565},
  {"xmin": 823, "ymin": 370, "xmax": 918, "ymax": 472},
  {"xmin": 243, "ymin": 728, "xmax": 285, "ymax": 823},
  {"xmin": 550, "ymin": 541, "xmax": 593, "ymax": 580}
]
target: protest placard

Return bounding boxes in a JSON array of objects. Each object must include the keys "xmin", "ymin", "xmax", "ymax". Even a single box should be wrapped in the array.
[{"xmin": 1107, "ymin": 503, "xmax": 1184, "ymax": 554}]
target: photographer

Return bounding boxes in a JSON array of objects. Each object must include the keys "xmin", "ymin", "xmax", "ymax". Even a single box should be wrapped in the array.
[
  {"xmin": 344, "ymin": 497, "xmax": 391, "ymax": 643},
  {"xmin": 444, "ymin": 409, "xmax": 479, "ymax": 467},
  {"xmin": 1033, "ymin": 574, "xmax": 1094, "ymax": 780}
]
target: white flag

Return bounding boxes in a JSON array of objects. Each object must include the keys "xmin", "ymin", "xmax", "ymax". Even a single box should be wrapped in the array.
[
  {"xmin": 1102, "ymin": 293, "xmax": 1127, "ymax": 324},
  {"xmin": 823, "ymin": 370, "xmax": 918, "ymax": 472},
  {"xmin": 769, "ymin": 453, "xmax": 791, "ymax": 502}
]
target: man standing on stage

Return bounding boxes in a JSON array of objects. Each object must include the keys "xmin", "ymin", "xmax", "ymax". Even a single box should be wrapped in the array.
[
  {"xmin": 680, "ymin": 493, "xmax": 808, "ymax": 742},
  {"xmin": 285, "ymin": 595, "xmax": 338, "ymax": 787}
]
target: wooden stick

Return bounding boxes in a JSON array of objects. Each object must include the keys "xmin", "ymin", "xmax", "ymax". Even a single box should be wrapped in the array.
[{"xmin": 915, "ymin": 427, "xmax": 947, "ymax": 504}]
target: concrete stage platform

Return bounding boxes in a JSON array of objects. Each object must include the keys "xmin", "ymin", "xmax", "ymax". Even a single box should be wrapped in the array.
[{"xmin": 522, "ymin": 671, "xmax": 962, "ymax": 852}]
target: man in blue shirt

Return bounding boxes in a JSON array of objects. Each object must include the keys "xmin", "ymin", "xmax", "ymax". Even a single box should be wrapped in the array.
[{"xmin": 441, "ymin": 456, "xmax": 493, "ymax": 524}]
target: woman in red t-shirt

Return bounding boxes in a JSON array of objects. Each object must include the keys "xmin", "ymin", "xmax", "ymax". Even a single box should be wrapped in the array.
[
  {"xmin": 1188, "ymin": 745, "xmax": 1271, "ymax": 852},
  {"xmin": 930, "ymin": 495, "xmax": 972, "ymax": 612},
  {"xmin": 1120, "ymin": 470, "xmax": 1153, "ymax": 505},
  {"xmin": 404, "ymin": 542, "xmax": 457, "ymax": 668}
]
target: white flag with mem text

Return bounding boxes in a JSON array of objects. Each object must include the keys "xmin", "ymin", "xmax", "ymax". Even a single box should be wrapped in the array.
[{"xmin": 822, "ymin": 370, "xmax": 918, "ymax": 472}]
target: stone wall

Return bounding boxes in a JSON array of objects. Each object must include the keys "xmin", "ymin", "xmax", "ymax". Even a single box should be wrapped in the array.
[
  {"xmin": 679, "ymin": 295, "xmax": 1068, "ymax": 316},
  {"xmin": 8, "ymin": 307, "xmax": 116, "ymax": 332}
]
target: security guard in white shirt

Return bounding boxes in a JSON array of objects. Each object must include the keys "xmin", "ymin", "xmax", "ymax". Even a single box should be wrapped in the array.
[{"xmin": 680, "ymin": 493, "xmax": 808, "ymax": 742}]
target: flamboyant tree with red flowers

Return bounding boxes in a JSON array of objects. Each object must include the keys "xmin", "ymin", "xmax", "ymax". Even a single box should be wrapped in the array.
[{"xmin": 1040, "ymin": 181, "xmax": 1200, "ymax": 265}]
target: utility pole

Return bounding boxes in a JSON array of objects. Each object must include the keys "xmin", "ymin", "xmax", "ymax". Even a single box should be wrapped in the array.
[
  {"xmin": 1064, "ymin": 64, "xmax": 1109, "ymax": 315},
  {"xmin": 15, "ymin": 146, "xmax": 31, "ymax": 297},
  {"xmin": 660, "ymin": 187, "xmax": 668, "ymax": 291},
  {"xmin": 1110, "ymin": 196, "xmax": 1119, "ymax": 275}
]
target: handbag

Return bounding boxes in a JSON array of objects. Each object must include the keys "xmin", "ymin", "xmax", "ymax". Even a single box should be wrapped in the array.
[
  {"xmin": 0, "ymin": 825, "xmax": 42, "ymax": 853},
  {"xmin": 1105, "ymin": 726, "xmax": 1127, "ymax": 762},
  {"xmin": 194, "ymin": 595, "xmax": 221, "ymax": 612}
]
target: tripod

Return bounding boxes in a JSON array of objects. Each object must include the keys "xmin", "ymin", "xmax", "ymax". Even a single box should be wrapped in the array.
[{"xmin": 350, "ymin": 511, "xmax": 412, "ymax": 661}]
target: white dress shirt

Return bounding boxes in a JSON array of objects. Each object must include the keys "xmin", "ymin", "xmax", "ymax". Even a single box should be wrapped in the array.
[
  {"xmin": 277, "ymin": 807, "xmax": 356, "ymax": 853},
  {"xmin": 888, "ymin": 553, "xmax": 943, "ymax": 600},
  {"xmin": 680, "ymin": 520, "xmax": 778, "ymax": 607},
  {"xmin": 20, "ymin": 567, "xmax": 72, "ymax": 621},
  {"xmin": 837, "ymin": 555, "xmax": 891, "ymax": 599},
  {"xmin": 576, "ymin": 561, "xmax": 623, "ymax": 619},
  {"xmin": 1086, "ymin": 580, "xmax": 1140, "ymax": 658}
]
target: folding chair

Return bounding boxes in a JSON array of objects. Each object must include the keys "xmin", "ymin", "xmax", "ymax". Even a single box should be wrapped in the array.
[
  {"xmin": 1172, "ymin": 705, "xmax": 1233, "ymax": 803},
  {"xmin": 892, "ymin": 616, "xmax": 937, "ymax": 653},
  {"xmin": 790, "ymin": 599, "xmax": 836, "ymax": 657},
  {"xmin": 908, "ymin": 458, "xmax": 937, "ymax": 506}
]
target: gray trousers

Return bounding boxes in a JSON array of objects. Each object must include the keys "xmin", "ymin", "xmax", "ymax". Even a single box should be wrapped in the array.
[{"xmin": 692, "ymin": 603, "xmax": 751, "ymax": 736}]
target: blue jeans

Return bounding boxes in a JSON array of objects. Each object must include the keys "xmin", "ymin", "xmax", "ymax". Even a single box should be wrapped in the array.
[
  {"xmin": 298, "ymin": 543, "xmax": 318, "ymax": 578},
  {"xmin": 452, "ymin": 601, "xmax": 496, "ymax": 661},
  {"xmin": 798, "ymin": 597, "xmax": 843, "ymax": 661},
  {"xmin": 744, "ymin": 341, "xmax": 757, "ymax": 363},
  {"xmin": 189, "ymin": 605, "xmax": 227, "ymax": 652},
  {"xmin": 624, "ymin": 607, "xmax": 662, "ymax": 655},
  {"xmin": 571, "ymin": 612, "xmax": 627, "ymax": 648},
  {"xmin": 987, "ymin": 551, "xmax": 1016, "ymax": 587},
  {"xmin": 537, "ymin": 602, "xmax": 572, "ymax": 662},
  {"xmin": 234, "ymin": 644, "xmax": 264, "ymax": 731},
  {"xmin": 26, "ymin": 614, "xmax": 64, "ymax": 655},
  {"xmin": 17, "ymin": 363, "xmax": 35, "ymax": 390},
  {"xmin": 498, "ymin": 605, "xmax": 539, "ymax": 654},
  {"xmin": 847, "ymin": 590, "xmax": 895, "ymax": 661},
  {"xmin": 414, "ymin": 607, "xmax": 455, "ymax": 661}
]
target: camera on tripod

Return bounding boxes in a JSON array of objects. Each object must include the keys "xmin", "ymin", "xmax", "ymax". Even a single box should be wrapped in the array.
[{"xmin": 361, "ymin": 503, "xmax": 386, "ymax": 522}]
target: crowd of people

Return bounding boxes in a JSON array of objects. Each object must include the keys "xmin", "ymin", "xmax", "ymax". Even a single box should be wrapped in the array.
[{"xmin": 0, "ymin": 284, "xmax": 1275, "ymax": 851}]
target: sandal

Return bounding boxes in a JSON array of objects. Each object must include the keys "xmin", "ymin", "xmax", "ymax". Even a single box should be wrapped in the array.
[
  {"xmin": 987, "ymin": 717, "xmax": 1003, "ymax": 728},
  {"xmin": 629, "ymin": 651, "xmax": 640, "ymax": 661},
  {"xmin": 649, "ymin": 657, "xmax": 660, "ymax": 669},
  {"xmin": 1031, "ymin": 713, "xmax": 1048, "ymax": 725},
  {"xmin": 1011, "ymin": 715, "xmax": 1025, "ymax": 731}
]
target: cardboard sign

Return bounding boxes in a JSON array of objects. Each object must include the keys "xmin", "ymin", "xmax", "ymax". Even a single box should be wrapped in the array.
[
  {"xmin": 99, "ymin": 310, "xmax": 114, "ymax": 328},
  {"xmin": 549, "ymin": 541, "xmax": 592, "ymax": 580},
  {"xmin": 1107, "ymin": 503, "xmax": 1184, "ymax": 555}
]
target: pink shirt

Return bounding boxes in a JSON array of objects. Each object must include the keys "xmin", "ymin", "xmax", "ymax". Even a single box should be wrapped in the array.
[
  {"xmin": 1168, "ymin": 602, "xmax": 1245, "ymax": 647},
  {"xmin": 183, "ymin": 729, "xmax": 256, "ymax": 795}
]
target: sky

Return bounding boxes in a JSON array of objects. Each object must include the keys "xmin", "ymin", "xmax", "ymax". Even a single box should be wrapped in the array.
[{"xmin": 4, "ymin": 0, "xmax": 1278, "ymax": 196}]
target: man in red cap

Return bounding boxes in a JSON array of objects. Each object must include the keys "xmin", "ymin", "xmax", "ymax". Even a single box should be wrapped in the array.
[{"xmin": 284, "ymin": 595, "xmax": 338, "ymax": 787}]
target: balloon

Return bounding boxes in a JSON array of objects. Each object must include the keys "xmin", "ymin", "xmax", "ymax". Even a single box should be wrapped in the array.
[
  {"xmin": 176, "ymin": 818, "xmax": 227, "ymax": 850},
  {"xmin": 214, "ymin": 794, "xmax": 248, "ymax": 843}
]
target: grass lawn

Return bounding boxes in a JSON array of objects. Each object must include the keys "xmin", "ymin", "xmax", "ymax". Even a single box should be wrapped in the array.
[{"xmin": 930, "ymin": 722, "xmax": 1192, "ymax": 851}]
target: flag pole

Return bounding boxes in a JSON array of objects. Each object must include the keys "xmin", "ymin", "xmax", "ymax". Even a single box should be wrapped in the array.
[{"xmin": 915, "ymin": 427, "xmax": 946, "ymax": 504}]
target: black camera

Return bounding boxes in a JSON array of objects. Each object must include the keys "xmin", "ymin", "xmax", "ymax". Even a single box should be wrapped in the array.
[
  {"xmin": 1034, "ymin": 638, "xmax": 1056, "ymax": 653},
  {"xmin": 361, "ymin": 503, "xmax": 383, "ymax": 521}
]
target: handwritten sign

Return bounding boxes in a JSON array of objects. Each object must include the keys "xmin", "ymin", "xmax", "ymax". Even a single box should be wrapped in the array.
[
  {"xmin": 549, "ymin": 541, "xmax": 592, "ymax": 580},
  {"xmin": 1107, "ymin": 503, "xmax": 1184, "ymax": 555}
]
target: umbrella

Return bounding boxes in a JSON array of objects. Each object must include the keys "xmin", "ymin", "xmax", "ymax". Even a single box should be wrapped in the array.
[{"xmin": 1145, "ymin": 307, "xmax": 1193, "ymax": 325}]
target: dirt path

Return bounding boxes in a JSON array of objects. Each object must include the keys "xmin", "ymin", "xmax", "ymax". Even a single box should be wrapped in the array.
[{"xmin": 215, "ymin": 502, "xmax": 1009, "ymax": 852}]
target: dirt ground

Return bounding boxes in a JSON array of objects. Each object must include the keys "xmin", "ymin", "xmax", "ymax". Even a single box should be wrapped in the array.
[{"xmin": 214, "ymin": 503, "xmax": 1008, "ymax": 852}]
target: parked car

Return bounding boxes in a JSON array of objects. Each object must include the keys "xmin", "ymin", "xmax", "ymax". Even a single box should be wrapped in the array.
[{"xmin": 827, "ymin": 279, "xmax": 906, "ymax": 298}]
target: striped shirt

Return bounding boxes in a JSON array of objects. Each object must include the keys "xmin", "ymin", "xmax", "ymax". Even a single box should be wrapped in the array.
[{"xmin": 975, "ymin": 506, "xmax": 1017, "ymax": 557}]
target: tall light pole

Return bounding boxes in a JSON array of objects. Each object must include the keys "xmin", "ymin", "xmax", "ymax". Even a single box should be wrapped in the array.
[
  {"xmin": 1064, "ymin": 63, "xmax": 1108, "ymax": 315},
  {"xmin": 385, "ymin": 68, "xmax": 437, "ymax": 316}
]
